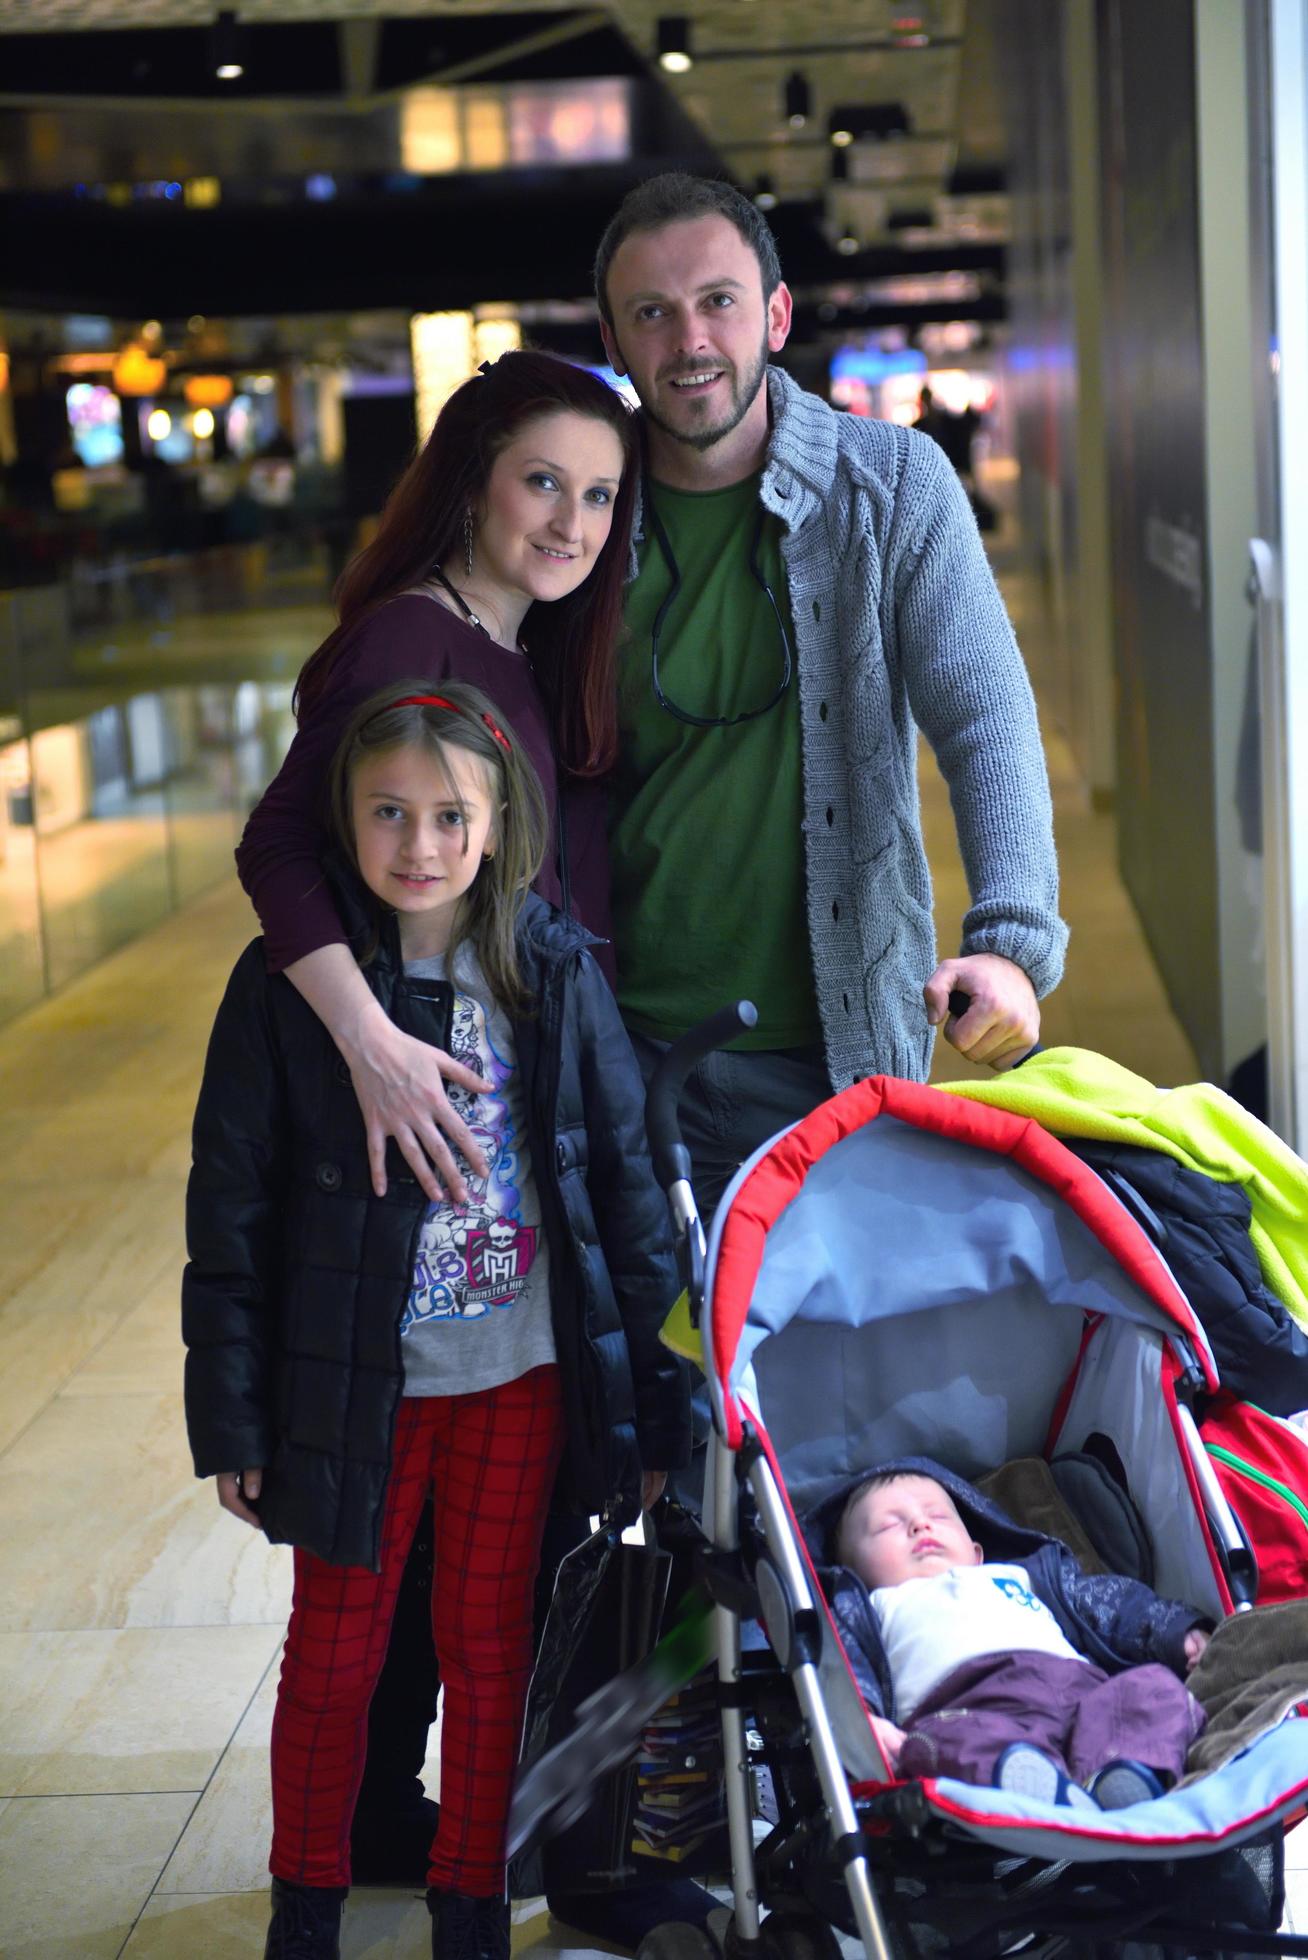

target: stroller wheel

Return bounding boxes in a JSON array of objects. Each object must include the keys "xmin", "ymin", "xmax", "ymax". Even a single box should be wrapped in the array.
[
  {"xmin": 755, "ymin": 1909, "xmax": 844, "ymax": 1960},
  {"xmin": 635, "ymin": 1921, "xmax": 720, "ymax": 1960}
]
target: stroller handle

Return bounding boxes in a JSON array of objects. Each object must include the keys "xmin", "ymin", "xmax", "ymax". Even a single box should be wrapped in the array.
[{"xmin": 646, "ymin": 1001, "xmax": 759, "ymax": 1193}]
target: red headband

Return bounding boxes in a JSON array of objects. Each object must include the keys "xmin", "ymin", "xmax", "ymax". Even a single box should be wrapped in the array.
[{"xmin": 390, "ymin": 694, "xmax": 512, "ymax": 755}]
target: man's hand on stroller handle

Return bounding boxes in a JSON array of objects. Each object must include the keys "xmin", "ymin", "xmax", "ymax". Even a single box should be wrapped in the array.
[{"xmin": 924, "ymin": 954, "xmax": 1040, "ymax": 1071}]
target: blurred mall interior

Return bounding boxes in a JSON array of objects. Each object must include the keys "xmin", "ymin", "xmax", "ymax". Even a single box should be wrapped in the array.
[{"xmin": 2, "ymin": 0, "xmax": 1308, "ymax": 1953}]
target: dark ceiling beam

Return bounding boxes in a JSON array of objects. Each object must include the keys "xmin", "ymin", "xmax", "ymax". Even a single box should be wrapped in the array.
[
  {"xmin": 0, "ymin": 187, "xmax": 1005, "ymax": 316},
  {"xmin": 789, "ymin": 294, "xmax": 1008, "ymax": 337},
  {"xmin": 683, "ymin": 39, "xmax": 962, "ymax": 62},
  {"xmin": 404, "ymin": 11, "xmax": 614, "ymax": 93},
  {"xmin": 718, "ymin": 132, "xmax": 955, "ymax": 150}
]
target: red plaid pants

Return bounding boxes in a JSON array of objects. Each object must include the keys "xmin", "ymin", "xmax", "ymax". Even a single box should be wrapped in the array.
[{"xmin": 269, "ymin": 1366, "xmax": 565, "ymax": 1893}]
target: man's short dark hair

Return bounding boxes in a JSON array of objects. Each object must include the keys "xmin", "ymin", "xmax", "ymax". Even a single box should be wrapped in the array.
[{"xmin": 594, "ymin": 172, "xmax": 783, "ymax": 329}]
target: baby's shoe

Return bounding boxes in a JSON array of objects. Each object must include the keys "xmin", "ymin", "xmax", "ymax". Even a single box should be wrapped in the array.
[
  {"xmin": 264, "ymin": 1877, "xmax": 347, "ymax": 1959},
  {"xmin": 994, "ymin": 1742, "xmax": 1098, "ymax": 1811},
  {"xmin": 427, "ymin": 1888, "xmax": 510, "ymax": 1960},
  {"xmin": 1089, "ymin": 1759, "xmax": 1166, "ymax": 1809}
]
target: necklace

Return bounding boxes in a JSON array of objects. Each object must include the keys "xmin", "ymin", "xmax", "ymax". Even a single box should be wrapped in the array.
[{"xmin": 430, "ymin": 566, "xmax": 527, "ymax": 655}]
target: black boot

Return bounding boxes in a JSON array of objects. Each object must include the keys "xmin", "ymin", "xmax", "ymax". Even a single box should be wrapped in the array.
[
  {"xmin": 427, "ymin": 1888, "xmax": 510, "ymax": 1960},
  {"xmin": 264, "ymin": 1878, "xmax": 347, "ymax": 1959}
]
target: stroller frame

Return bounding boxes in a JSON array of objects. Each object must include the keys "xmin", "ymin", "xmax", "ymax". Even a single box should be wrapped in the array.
[{"xmin": 645, "ymin": 1008, "xmax": 1308, "ymax": 1960}]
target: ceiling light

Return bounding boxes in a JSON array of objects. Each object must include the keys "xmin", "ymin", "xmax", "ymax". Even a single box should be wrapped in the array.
[
  {"xmin": 192, "ymin": 408, "xmax": 216, "ymax": 439},
  {"xmin": 784, "ymin": 71, "xmax": 810, "ymax": 128},
  {"xmin": 657, "ymin": 17, "xmax": 693, "ymax": 73},
  {"xmin": 147, "ymin": 408, "xmax": 173, "ymax": 441},
  {"xmin": 212, "ymin": 10, "xmax": 244, "ymax": 81},
  {"xmin": 836, "ymin": 233, "xmax": 860, "ymax": 256},
  {"xmin": 831, "ymin": 127, "xmax": 854, "ymax": 147},
  {"xmin": 754, "ymin": 174, "xmax": 778, "ymax": 211},
  {"xmin": 113, "ymin": 344, "xmax": 167, "ymax": 396}
]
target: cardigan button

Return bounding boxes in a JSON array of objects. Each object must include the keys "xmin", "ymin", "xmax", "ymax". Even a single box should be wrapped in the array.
[{"xmin": 316, "ymin": 1162, "xmax": 343, "ymax": 1192}]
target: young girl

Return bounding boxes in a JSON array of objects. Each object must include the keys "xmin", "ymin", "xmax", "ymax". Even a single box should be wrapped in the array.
[{"xmin": 183, "ymin": 680, "xmax": 690, "ymax": 1960}]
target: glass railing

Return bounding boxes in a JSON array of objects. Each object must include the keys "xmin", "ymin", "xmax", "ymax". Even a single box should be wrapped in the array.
[{"xmin": 0, "ymin": 542, "xmax": 330, "ymax": 1027}]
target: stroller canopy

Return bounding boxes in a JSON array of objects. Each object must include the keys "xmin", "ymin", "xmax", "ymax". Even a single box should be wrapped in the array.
[{"xmin": 704, "ymin": 1077, "xmax": 1217, "ymax": 1506}]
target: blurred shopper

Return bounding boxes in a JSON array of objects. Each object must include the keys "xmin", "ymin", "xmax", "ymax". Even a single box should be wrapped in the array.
[
  {"xmin": 594, "ymin": 174, "xmax": 1065, "ymax": 1219},
  {"xmin": 915, "ymin": 385, "xmax": 992, "ymax": 529}
]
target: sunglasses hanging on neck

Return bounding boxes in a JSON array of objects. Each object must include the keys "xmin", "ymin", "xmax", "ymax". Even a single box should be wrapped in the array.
[{"xmin": 645, "ymin": 486, "xmax": 794, "ymax": 730}]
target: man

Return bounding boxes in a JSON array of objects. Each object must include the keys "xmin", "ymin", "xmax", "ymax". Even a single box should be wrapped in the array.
[
  {"xmin": 595, "ymin": 173, "xmax": 1065, "ymax": 1216},
  {"xmin": 535, "ymin": 172, "xmax": 1067, "ymax": 1951}
]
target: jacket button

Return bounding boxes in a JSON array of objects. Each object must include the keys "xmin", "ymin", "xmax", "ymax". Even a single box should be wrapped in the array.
[
  {"xmin": 316, "ymin": 1162, "xmax": 342, "ymax": 1192},
  {"xmin": 556, "ymin": 1140, "xmax": 568, "ymax": 1173}
]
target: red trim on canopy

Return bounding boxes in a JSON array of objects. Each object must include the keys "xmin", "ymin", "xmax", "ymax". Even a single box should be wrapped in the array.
[{"xmin": 710, "ymin": 1077, "xmax": 1215, "ymax": 1448}]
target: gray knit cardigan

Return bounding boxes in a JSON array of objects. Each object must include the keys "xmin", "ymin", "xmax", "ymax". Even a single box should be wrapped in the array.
[{"xmin": 629, "ymin": 365, "xmax": 1067, "ymax": 1092}]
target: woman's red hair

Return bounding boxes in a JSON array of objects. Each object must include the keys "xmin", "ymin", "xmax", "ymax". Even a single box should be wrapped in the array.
[{"xmin": 296, "ymin": 350, "xmax": 638, "ymax": 776}]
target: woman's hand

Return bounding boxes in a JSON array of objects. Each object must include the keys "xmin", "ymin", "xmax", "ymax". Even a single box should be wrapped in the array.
[
  {"xmin": 217, "ymin": 1468, "xmax": 265, "ymax": 1529},
  {"xmin": 343, "ymin": 1005, "xmax": 492, "ymax": 1204},
  {"xmin": 284, "ymin": 944, "xmax": 493, "ymax": 1203},
  {"xmin": 641, "ymin": 1470, "xmax": 668, "ymax": 1511}
]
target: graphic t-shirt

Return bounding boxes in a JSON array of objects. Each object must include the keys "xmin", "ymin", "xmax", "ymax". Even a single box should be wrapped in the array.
[
  {"xmin": 400, "ymin": 949, "xmax": 556, "ymax": 1396},
  {"xmin": 870, "ymin": 1562, "xmax": 1087, "ymax": 1720}
]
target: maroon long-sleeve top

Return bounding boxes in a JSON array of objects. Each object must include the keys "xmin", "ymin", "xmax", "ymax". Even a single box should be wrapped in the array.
[{"xmin": 235, "ymin": 591, "xmax": 615, "ymax": 981}]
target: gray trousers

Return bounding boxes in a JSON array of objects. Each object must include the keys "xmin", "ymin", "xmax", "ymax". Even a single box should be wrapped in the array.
[
  {"xmin": 628, "ymin": 1031, "xmax": 833, "ymax": 1509},
  {"xmin": 627, "ymin": 1031, "xmax": 833, "ymax": 1225}
]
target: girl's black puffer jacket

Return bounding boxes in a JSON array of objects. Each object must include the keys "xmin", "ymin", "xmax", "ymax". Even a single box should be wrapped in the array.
[{"xmin": 182, "ymin": 887, "xmax": 690, "ymax": 1570}]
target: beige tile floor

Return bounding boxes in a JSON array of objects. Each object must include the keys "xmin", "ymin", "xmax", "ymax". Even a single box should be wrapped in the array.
[{"xmin": 2, "ymin": 568, "xmax": 1303, "ymax": 1956}]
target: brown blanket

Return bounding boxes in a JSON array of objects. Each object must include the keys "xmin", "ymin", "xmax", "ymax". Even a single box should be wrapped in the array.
[
  {"xmin": 976, "ymin": 1456, "xmax": 1106, "ymax": 1574},
  {"xmin": 1181, "ymin": 1598, "xmax": 1308, "ymax": 1780}
]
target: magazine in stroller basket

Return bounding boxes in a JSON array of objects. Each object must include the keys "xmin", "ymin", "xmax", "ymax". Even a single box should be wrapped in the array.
[{"xmin": 516, "ymin": 1008, "xmax": 1308, "ymax": 1960}]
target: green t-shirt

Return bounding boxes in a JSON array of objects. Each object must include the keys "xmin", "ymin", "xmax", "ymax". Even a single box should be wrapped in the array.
[{"xmin": 609, "ymin": 473, "xmax": 820, "ymax": 1050}]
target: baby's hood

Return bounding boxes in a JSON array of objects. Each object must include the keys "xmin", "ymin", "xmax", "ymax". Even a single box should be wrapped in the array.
[{"xmin": 802, "ymin": 1454, "xmax": 1061, "ymax": 1574}]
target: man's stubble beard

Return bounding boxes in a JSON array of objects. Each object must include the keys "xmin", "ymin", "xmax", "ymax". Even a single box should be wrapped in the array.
[{"xmin": 630, "ymin": 330, "xmax": 771, "ymax": 454}]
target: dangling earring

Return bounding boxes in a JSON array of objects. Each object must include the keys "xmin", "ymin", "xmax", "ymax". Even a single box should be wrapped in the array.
[{"xmin": 463, "ymin": 507, "xmax": 475, "ymax": 579}]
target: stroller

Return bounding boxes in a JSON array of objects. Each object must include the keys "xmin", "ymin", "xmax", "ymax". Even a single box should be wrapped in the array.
[{"xmin": 514, "ymin": 1007, "xmax": 1308, "ymax": 1959}]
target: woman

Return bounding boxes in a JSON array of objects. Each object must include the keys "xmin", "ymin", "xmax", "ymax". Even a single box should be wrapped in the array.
[
  {"xmin": 236, "ymin": 349, "xmax": 638, "ymax": 1207},
  {"xmin": 234, "ymin": 352, "xmax": 640, "ymax": 1899}
]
